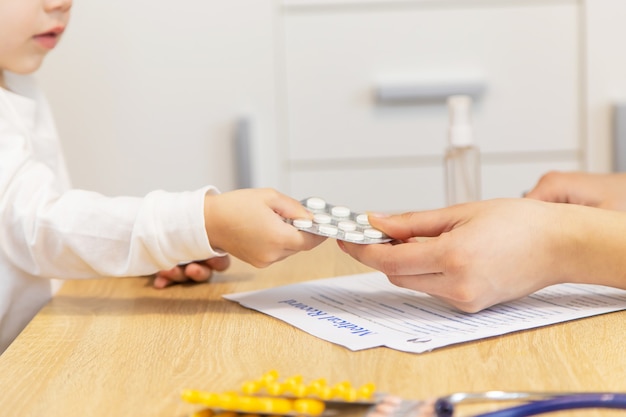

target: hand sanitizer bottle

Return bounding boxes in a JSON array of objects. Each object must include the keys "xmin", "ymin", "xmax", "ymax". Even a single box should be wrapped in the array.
[{"xmin": 445, "ymin": 95, "xmax": 481, "ymax": 206}]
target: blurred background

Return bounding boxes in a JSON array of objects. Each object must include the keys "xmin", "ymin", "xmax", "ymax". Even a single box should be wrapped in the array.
[{"xmin": 37, "ymin": 0, "xmax": 626, "ymax": 212}]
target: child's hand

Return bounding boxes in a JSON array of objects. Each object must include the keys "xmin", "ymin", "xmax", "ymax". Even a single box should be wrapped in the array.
[
  {"xmin": 203, "ymin": 188, "xmax": 326, "ymax": 267},
  {"xmin": 153, "ymin": 256, "xmax": 231, "ymax": 289},
  {"xmin": 525, "ymin": 171, "xmax": 626, "ymax": 211}
]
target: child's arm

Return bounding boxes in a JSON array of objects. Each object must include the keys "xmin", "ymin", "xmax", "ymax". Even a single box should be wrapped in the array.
[{"xmin": 152, "ymin": 188, "xmax": 326, "ymax": 288}]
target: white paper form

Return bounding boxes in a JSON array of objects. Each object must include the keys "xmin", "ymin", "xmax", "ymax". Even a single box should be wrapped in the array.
[{"xmin": 224, "ymin": 272, "xmax": 626, "ymax": 353}]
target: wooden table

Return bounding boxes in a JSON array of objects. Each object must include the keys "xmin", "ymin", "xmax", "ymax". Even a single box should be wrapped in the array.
[{"xmin": 0, "ymin": 240, "xmax": 624, "ymax": 417}]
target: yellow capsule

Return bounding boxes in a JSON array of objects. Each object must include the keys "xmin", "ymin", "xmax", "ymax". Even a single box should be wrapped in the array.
[
  {"xmin": 290, "ymin": 383, "xmax": 308, "ymax": 397},
  {"xmin": 309, "ymin": 378, "xmax": 327, "ymax": 387},
  {"xmin": 261, "ymin": 370, "xmax": 279, "ymax": 386},
  {"xmin": 284, "ymin": 374, "xmax": 303, "ymax": 388},
  {"xmin": 341, "ymin": 387, "xmax": 358, "ymax": 402},
  {"xmin": 181, "ymin": 390, "xmax": 220, "ymax": 407},
  {"xmin": 254, "ymin": 397, "xmax": 280, "ymax": 413},
  {"xmin": 266, "ymin": 397, "xmax": 293, "ymax": 414},
  {"xmin": 241, "ymin": 380, "xmax": 262, "ymax": 395},
  {"xmin": 216, "ymin": 392, "xmax": 239, "ymax": 409},
  {"xmin": 181, "ymin": 389, "xmax": 203, "ymax": 404},
  {"xmin": 357, "ymin": 382, "xmax": 376, "ymax": 399},
  {"xmin": 306, "ymin": 378, "xmax": 327, "ymax": 397},
  {"xmin": 266, "ymin": 381, "xmax": 285, "ymax": 396},
  {"xmin": 234, "ymin": 395, "xmax": 260, "ymax": 412},
  {"xmin": 293, "ymin": 399, "xmax": 325, "ymax": 416},
  {"xmin": 331, "ymin": 381, "xmax": 352, "ymax": 397},
  {"xmin": 198, "ymin": 392, "xmax": 221, "ymax": 407},
  {"xmin": 317, "ymin": 385, "xmax": 334, "ymax": 400}
]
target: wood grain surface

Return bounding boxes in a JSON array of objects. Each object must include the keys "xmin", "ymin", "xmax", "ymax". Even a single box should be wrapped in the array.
[{"xmin": 0, "ymin": 240, "xmax": 624, "ymax": 417}]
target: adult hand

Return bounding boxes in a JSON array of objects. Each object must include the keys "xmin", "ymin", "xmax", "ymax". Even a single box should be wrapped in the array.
[
  {"xmin": 203, "ymin": 188, "xmax": 326, "ymax": 268},
  {"xmin": 525, "ymin": 171, "xmax": 626, "ymax": 211},
  {"xmin": 153, "ymin": 255, "xmax": 231, "ymax": 289},
  {"xmin": 338, "ymin": 199, "xmax": 607, "ymax": 312}
]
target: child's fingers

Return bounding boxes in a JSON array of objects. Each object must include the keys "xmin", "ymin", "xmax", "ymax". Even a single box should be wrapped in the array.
[
  {"xmin": 294, "ymin": 232, "xmax": 327, "ymax": 251},
  {"xmin": 266, "ymin": 192, "xmax": 313, "ymax": 220},
  {"xmin": 153, "ymin": 257, "xmax": 231, "ymax": 289},
  {"xmin": 155, "ymin": 265, "xmax": 186, "ymax": 281},
  {"xmin": 182, "ymin": 263, "xmax": 214, "ymax": 282},
  {"xmin": 153, "ymin": 274, "xmax": 174, "ymax": 289},
  {"xmin": 205, "ymin": 255, "xmax": 231, "ymax": 272},
  {"xmin": 271, "ymin": 223, "xmax": 325, "ymax": 256},
  {"xmin": 153, "ymin": 265, "xmax": 189, "ymax": 289}
]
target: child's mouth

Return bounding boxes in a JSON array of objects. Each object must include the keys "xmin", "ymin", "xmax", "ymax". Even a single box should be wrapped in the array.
[{"xmin": 34, "ymin": 27, "xmax": 65, "ymax": 50}]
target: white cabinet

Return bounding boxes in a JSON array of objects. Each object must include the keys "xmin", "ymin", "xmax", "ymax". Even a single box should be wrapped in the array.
[
  {"xmin": 38, "ymin": 0, "xmax": 621, "ymax": 213},
  {"xmin": 277, "ymin": 0, "xmax": 582, "ymax": 212}
]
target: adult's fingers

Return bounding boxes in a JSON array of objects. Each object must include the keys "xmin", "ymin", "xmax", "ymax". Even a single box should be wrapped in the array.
[
  {"xmin": 367, "ymin": 207, "xmax": 466, "ymax": 241},
  {"xmin": 339, "ymin": 239, "xmax": 444, "ymax": 277},
  {"xmin": 523, "ymin": 171, "xmax": 578, "ymax": 203},
  {"xmin": 389, "ymin": 272, "xmax": 524, "ymax": 313},
  {"xmin": 340, "ymin": 241, "xmax": 493, "ymax": 311}
]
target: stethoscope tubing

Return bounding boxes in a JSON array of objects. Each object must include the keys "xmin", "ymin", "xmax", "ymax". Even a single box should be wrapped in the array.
[{"xmin": 440, "ymin": 393, "xmax": 626, "ymax": 417}]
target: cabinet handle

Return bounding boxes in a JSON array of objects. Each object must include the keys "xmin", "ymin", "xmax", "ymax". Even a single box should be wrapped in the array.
[
  {"xmin": 375, "ymin": 79, "xmax": 486, "ymax": 104},
  {"xmin": 234, "ymin": 117, "xmax": 254, "ymax": 189},
  {"xmin": 614, "ymin": 103, "xmax": 626, "ymax": 172}
]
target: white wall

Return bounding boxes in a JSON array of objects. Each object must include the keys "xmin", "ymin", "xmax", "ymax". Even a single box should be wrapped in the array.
[
  {"xmin": 37, "ymin": 0, "xmax": 278, "ymax": 197},
  {"xmin": 37, "ymin": 0, "xmax": 626, "ymax": 201}
]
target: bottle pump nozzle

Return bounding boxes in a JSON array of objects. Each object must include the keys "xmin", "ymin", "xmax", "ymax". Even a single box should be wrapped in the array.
[
  {"xmin": 448, "ymin": 95, "xmax": 474, "ymax": 147},
  {"xmin": 444, "ymin": 95, "xmax": 480, "ymax": 205}
]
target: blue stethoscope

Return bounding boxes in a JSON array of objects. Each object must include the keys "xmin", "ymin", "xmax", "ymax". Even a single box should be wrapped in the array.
[{"xmin": 433, "ymin": 391, "xmax": 626, "ymax": 417}]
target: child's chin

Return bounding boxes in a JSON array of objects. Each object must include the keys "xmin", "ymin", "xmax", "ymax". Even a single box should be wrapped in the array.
[{"xmin": 13, "ymin": 56, "xmax": 47, "ymax": 75}]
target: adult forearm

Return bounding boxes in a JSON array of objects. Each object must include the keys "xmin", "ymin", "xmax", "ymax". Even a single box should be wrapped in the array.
[{"xmin": 559, "ymin": 204, "xmax": 626, "ymax": 289}]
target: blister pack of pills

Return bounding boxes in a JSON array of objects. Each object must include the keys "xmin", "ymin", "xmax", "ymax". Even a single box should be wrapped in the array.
[
  {"xmin": 182, "ymin": 370, "xmax": 425, "ymax": 417},
  {"xmin": 288, "ymin": 197, "xmax": 392, "ymax": 244}
]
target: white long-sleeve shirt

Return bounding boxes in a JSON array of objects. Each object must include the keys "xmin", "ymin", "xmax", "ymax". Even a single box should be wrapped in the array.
[{"xmin": 0, "ymin": 73, "xmax": 223, "ymax": 353}]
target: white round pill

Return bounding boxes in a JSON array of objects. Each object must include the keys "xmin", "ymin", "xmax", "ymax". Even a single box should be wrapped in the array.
[
  {"xmin": 344, "ymin": 231, "xmax": 365, "ymax": 242},
  {"xmin": 318, "ymin": 224, "xmax": 338, "ymax": 236},
  {"xmin": 337, "ymin": 220, "xmax": 357, "ymax": 231},
  {"xmin": 313, "ymin": 213, "xmax": 332, "ymax": 224},
  {"xmin": 364, "ymin": 228, "xmax": 384, "ymax": 239},
  {"xmin": 356, "ymin": 213, "xmax": 370, "ymax": 226},
  {"xmin": 306, "ymin": 197, "xmax": 326, "ymax": 210},
  {"xmin": 292, "ymin": 218, "xmax": 313, "ymax": 228},
  {"xmin": 331, "ymin": 205, "xmax": 351, "ymax": 217}
]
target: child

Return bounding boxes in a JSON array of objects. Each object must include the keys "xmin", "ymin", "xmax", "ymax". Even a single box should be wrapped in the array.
[{"xmin": 0, "ymin": 0, "xmax": 325, "ymax": 353}]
